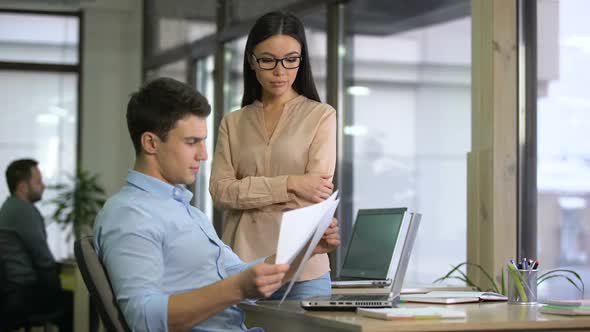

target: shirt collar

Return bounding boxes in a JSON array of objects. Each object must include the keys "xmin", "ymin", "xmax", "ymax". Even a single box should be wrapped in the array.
[{"xmin": 126, "ymin": 170, "xmax": 193, "ymax": 205}]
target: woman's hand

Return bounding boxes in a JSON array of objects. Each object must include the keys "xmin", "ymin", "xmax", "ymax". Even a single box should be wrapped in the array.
[
  {"xmin": 287, "ymin": 175, "xmax": 333, "ymax": 203},
  {"xmin": 313, "ymin": 218, "xmax": 340, "ymax": 255}
]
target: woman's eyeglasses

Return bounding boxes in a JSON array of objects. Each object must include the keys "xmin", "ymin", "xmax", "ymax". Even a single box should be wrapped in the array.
[{"xmin": 252, "ymin": 54, "xmax": 302, "ymax": 70}]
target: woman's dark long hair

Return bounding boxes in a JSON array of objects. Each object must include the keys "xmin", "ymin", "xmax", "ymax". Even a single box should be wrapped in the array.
[{"xmin": 241, "ymin": 11, "xmax": 320, "ymax": 107}]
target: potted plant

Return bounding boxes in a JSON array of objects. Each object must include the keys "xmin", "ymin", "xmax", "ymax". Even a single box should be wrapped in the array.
[
  {"xmin": 48, "ymin": 169, "xmax": 106, "ymax": 240},
  {"xmin": 434, "ymin": 262, "xmax": 585, "ymax": 297}
]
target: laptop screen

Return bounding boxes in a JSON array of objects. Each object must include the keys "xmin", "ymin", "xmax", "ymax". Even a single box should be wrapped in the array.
[{"xmin": 340, "ymin": 208, "xmax": 406, "ymax": 279}]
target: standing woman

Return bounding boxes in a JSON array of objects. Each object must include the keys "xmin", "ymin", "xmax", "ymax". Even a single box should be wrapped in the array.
[{"xmin": 210, "ymin": 11, "xmax": 336, "ymax": 300}]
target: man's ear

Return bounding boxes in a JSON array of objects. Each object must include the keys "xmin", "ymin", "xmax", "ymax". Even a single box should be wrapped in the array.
[
  {"xmin": 15, "ymin": 181, "xmax": 27, "ymax": 195},
  {"xmin": 140, "ymin": 132, "xmax": 159, "ymax": 155}
]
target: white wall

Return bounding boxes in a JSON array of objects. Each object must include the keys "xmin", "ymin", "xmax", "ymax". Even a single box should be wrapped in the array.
[{"xmin": 80, "ymin": 0, "xmax": 142, "ymax": 196}]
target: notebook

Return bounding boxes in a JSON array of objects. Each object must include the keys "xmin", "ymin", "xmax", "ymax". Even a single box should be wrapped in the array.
[
  {"xmin": 540, "ymin": 300, "xmax": 590, "ymax": 316},
  {"xmin": 331, "ymin": 208, "xmax": 409, "ymax": 288},
  {"xmin": 300, "ymin": 212, "xmax": 421, "ymax": 310},
  {"xmin": 540, "ymin": 305, "xmax": 590, "ymax": 316},
  {"xmin": 542, "ymin": 299, "xmax": 590, "ymax": 306},
  {"xmin": 357, "ymin": 307, "xmax": 466, "ymax": 320},
  {"xmin": 401, "ymin": 291, "xmax": 507, "ymax": 304}
]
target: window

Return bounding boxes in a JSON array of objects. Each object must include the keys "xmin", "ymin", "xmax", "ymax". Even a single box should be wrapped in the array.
[
  {"xmin": 536, "ymin": 0, "xmax": 590, "ymax": 300},
  {"xmin": 344, "ymin": 2, "xmax": 471, "ymax": 285},
  {"xmin": 0, "ymin": 12, "xmax": 78, "ymax": 64},
  {"xmin": 0, "ymin": 11, "xmax": 80, "ymax": 259},
  {"xmin": 195, "ymin": 55, "xmax": 215, "ymax": 220}
]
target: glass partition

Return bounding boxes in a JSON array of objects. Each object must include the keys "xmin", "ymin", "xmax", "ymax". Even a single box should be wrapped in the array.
[
  {"xmin": 344, "ymin": 4, "xmax": 471, "ymax": 285},
  {"xmin": 0, "ymin": 70, "xmax": 78, "ymax": 259},
  {"xmin": 145, "ymin": 60, "xmax": 187, "ymax": 83},
  {"xmin": 195, "ymin": 56, "xmax": 215, "ymax": 220},
  {"xmin": 536, "ymin": 0, "xmax": 590, "ymax": 300},
  {"xmin": 0, "ymin": 10, "xmax": 80, "ymax": 260}
]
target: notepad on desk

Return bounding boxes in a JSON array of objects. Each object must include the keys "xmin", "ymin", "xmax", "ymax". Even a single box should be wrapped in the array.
[
  {"xmin": 542, "ymin": 299, "xmax": 590, "ymax": 306},
  {"xmin": 357, "ymin": 307, "xmax": 466, "ymax": 320},
  {"xmin": 540, "ymin": 305, "xmax": 590, "ymax": 316},
  {"xmin": 540, "ymin": 300, "xmax": 590, "ymax": 316},
  {"xmin": 401, "ymin": 291, "xmax": 507, "ymax": 304}
]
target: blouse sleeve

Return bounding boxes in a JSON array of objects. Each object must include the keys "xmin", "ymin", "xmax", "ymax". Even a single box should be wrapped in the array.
[{"xmin": 306, "ymin": 107, "xmax": 337, "ymax": 179}]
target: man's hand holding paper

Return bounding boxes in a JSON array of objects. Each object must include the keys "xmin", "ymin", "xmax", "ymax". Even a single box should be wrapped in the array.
[{"xmin": 274, "ymin": 191, "xmax": 341, "ymax": 303}]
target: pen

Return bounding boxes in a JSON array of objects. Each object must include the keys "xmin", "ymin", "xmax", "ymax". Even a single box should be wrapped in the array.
[
  {"xmin": 522, "ymin": 258, "xmax": 528, "ymax": 270},
  {"xmin": 509, "ymin": 260, "xmax": 519, "ymax": 271},
  {"xmin": 531, "ymin": 260, "xmax": 539, "ymax": 270}
]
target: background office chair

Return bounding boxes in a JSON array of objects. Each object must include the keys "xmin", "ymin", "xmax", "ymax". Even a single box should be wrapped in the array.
[
  {"xmin": 0, "ymin": 230, "xmax": 63, "ymax": 332},
  {"xmin": 74, "ymin": 236, "xmax": 130, "ymax": 332}
]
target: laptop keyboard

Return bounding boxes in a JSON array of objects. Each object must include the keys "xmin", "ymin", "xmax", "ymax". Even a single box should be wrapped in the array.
[{"xmin": 331, "ymin": 294, "xmax": 390, "ymax": 301}]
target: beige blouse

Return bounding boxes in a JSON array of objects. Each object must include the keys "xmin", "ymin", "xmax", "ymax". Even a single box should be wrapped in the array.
[{"xmin": 209, "ymin": 95, "xmax": 337, "ymax": 281}]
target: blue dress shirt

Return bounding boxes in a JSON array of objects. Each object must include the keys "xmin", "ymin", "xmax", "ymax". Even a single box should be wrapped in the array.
[{"xmin": 94, "ymin": 170, "xmax": 263, "ymax": 332}]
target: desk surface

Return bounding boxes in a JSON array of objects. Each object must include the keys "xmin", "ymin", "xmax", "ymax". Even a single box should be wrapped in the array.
[{"xmin": 240, "ymin": 301, "xmax": 590, "ymax": 332}]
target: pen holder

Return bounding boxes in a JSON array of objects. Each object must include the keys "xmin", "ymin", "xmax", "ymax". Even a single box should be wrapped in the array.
[{"xmin": 507, "ymin": 269, "xmax": 537, "ymax": 305}]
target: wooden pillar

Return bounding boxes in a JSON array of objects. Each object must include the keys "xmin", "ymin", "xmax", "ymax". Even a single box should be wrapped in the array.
[{"xmin": 468, "ymin": 0, "xmax": 518, "ymax": 290}]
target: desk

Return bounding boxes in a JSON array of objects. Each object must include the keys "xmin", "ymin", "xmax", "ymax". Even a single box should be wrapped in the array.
[
  {"xmin": 240, "ymin": 301, "xmax": 590, "ymax": 331},
  {"xmin": 59, "ymin": 260, "xmax": 92, "ymax": 332}
]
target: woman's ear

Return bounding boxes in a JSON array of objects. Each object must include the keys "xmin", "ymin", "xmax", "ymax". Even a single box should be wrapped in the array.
[
  {"xmin": 140, "ymin": 132, "xmax": 159, "ymax": 155},
  {"xmin": 248, "ymin": 53, "xmax": 256, "ymax": 71}
]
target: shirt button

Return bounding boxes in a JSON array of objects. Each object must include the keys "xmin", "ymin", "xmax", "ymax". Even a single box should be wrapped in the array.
[{"xmin": 173, "ymin": 188, "xmax": 181, "ymax": 199}]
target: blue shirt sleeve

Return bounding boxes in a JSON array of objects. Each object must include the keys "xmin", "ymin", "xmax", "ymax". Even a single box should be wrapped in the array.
[
  {"xmin": 221, "ymin": 242, "xmax": 266, "ymax": 276},
  {"xmin": 96, "ymin": 204, "xmax": 169, "ymax": 332},
  {"xmin": 191, "ymin": 207, "xmax": 261, "ymax": 277}
]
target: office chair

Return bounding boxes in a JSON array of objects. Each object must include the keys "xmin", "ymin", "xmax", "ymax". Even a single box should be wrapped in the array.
[
  {"xmin": 74, "ymin": 236, "xmax": 130, "ymax": 332},
  {"xmin": 0, "ymin": 230, "xmax": 63, "ymax": 332}
]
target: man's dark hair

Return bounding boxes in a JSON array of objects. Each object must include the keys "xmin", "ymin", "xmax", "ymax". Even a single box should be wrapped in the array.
[
  {"xmin": 242, "ymin": 11, "xmax": 320, "ymax": 107},
  {"xmin": 126, "ymin": 77, "xmax": 211, "ymax": 155},
  {"xmin": 5, "ymin": 159, "xmax": 38, "ymax": 195}
]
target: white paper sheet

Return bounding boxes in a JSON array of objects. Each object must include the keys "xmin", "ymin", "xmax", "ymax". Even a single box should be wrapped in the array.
[
  {"xmin": 275, "ymin": 191, "xmax": 339, "ymax": 264},
  {"xmin": 275, "ymin": 191, "xmax": 340, "ymax": 304}
]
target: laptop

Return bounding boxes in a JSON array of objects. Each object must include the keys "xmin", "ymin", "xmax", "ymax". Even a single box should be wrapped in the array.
[
  {"xmin": 331, "ymin": 208, "xmax": 409, "ymax": 288},
  {"xmin": 300, "ymin": 212, "xmax": 421, "ymax": 310}
]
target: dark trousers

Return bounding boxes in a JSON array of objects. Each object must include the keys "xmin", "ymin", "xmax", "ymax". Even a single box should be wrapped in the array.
[{"xmin": 0, "ymin": 285, "xmax": 72, "ymax": 332}]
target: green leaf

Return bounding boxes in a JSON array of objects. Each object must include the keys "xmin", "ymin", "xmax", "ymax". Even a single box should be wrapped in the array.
[
  {"xmin": 456, "ymin": 271, "xmax": 484, "ymax": 292},
  {"xmin": 501, "ymin": 269, "xmax": 505, "ymax": 295},
  {"xmin": 538, "ymin": 269, "xmax": 585, "ymax": 296},
  {"xmin": 433, "ymin": 261, "xmax": 504, "ymax": 294},
  {"xmin": 465, "ymin": 263, "xmax": 499, "ymax": 293},
  {"xmin": 433, "ymin": 262, "xmax": 468, "ymax": 284},
  {"xmin": 45, "ymin": 168, "xmax": 106, "ymax": 240},
  {"xmin": 433, "ymin": 267, "xmax": 483, "ymax": 292},
  {"xmin": 538, "ymin": 273, "xmax": 584, "ymax": 295}
]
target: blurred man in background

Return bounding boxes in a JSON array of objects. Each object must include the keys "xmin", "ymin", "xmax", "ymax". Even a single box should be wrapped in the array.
[{"xmin": 0, "ymin": 158, "xmax": 71, "ymax": 332}]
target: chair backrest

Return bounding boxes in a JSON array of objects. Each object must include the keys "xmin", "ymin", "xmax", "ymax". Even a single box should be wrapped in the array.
[
  {"xmin": 0, "ymin": 229, "xmax": 63, "ymax": 329},
  {"xmin": 74, "ymin": 236, "xmax": 131, "ymax": 332}
]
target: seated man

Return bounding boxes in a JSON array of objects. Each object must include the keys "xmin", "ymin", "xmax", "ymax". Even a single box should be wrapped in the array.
[
  {"xmin": 0, "ymin": 159, "xmax": 72, "ymax": 332},
  {"xmin": 94, "ymin": 77, "xmax": 340, "ymax": 332}
]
